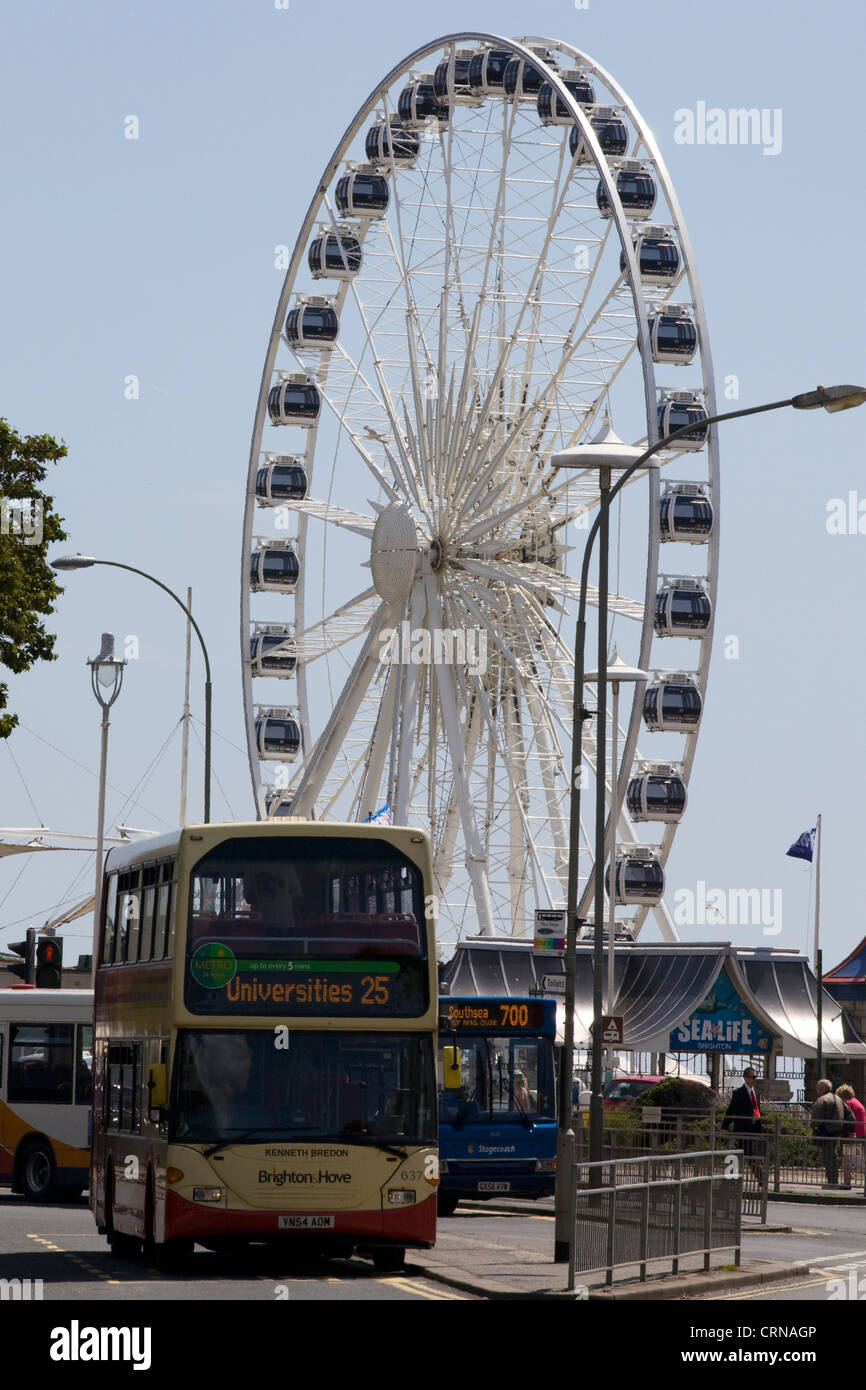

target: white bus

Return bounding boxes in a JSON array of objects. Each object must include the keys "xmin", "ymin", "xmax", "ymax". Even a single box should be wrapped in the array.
[{"xmin": 0, "ymin": 987, "xmax": 93, "ymax": 1199}]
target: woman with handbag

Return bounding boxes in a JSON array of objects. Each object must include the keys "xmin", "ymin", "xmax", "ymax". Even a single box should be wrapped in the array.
[{"xmin": 837, "ymin": 1083, "xmax": 865, "ymax": 1189}]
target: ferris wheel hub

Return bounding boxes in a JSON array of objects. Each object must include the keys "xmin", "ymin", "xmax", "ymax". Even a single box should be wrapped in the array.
[{"xmin": 370, "ymin": 502, "xmax": 420, "ymax": 603}]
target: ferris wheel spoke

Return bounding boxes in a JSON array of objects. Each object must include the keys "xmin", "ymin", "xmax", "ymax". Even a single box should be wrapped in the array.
[
  {"xmin": 288, "ymin": 498, "xmax": 377, "ymax": 537},
  {"xmin": 457, "ymin": 556, "xmax": 644, "ymax": 623},
  {"xmin": 292, "ymin": 587, "xmax": 380, "ymax": 665},
  {"xmin": 509, "ymin": 598, "xmax": 571, "ymax": 888},
  {"xmin": 464, "ymin": 665, "xmax": 553, "ymax": 912},
  {"xmin": 454, "ymin": 470, "xmax": 575, "ymax": 544},
  {"xmin": 342, "ymin": 273, "xmax": 438, "ymax": 522}
]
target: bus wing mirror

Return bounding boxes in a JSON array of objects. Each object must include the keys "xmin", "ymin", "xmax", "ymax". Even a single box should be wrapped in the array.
[
  {"xmin": 147, "ymin": 1063, "xmax": 167, "ymax": 1108},
  {"xmin": 442, "ymin": 1046, "xmax": 461, "ymax": 1089}
]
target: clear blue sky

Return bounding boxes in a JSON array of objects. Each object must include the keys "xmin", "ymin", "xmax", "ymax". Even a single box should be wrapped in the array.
[{"xmin": 1, "ymin": 0, "xmax": 864, "ymax": 966}]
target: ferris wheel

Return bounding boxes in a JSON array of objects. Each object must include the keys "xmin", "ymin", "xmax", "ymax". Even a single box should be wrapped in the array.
[{"xmin": 240, "ymin": 33, "xmax": 719, "ymax": 945}]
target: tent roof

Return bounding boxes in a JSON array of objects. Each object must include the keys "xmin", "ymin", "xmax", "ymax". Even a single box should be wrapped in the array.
[{"xmin": 440, "ymin": 941, "xmax": 866, "ymax": 1057}]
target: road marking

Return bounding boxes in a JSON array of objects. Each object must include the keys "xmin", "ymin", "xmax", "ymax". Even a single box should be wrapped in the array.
[
  {"xmin": 27, "ymin": 1233, "xmax": 147, "ymax": 1286},
  {"xmin": 382, "ymin": 1276, "xmax": 465, "ymax": 1300},
  {"xmin": 709, "ymin": 1277, "xmax": 834, "ymax": 1300}
]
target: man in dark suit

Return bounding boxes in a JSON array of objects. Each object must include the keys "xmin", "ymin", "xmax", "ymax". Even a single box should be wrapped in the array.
[{"xmin": 721, "ymin": 1066, "xmax": 764, "ymax": 1165}]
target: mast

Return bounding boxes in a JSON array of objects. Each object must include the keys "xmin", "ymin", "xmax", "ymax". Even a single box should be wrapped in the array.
[
  {"xmin": 814, "ymin": 814, "xmax": 822, "ymax": 1078},
  {"xmin": 179, "ymin": 587, "xmax": 192, "ymax": 825}
]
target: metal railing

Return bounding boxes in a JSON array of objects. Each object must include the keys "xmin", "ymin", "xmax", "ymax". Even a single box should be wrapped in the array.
[
  {"xmin": 574, "ymin": 1108, "xmax": 866, "ymax": 1209},
  {"xmin": 569, "ymin": 1149, "xmax": 742, "ymax": 1290}
]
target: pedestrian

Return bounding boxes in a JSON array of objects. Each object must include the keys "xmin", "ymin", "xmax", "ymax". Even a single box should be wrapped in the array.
[
  {"xmin": 836, "ymin": 1083, "xmax": 865, "ymax": 1189},
  {"xmin": 721, "ymin": 1066, "xmax": 764, "ymax": 1174},
  {"xmin": 810, "ymin": 1079, "xmax": 845, "ymax": 1187}
]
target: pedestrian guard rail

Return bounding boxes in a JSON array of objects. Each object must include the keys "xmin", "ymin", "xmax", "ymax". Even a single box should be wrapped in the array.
[{"xmin": 569, "ymin": 1149, "xmax": 742, "ymax": 1290}]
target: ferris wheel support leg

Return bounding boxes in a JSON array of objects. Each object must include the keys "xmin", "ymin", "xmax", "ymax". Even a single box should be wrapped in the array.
[
  {"xmin": 290, "ymin": 602, "xmax": 397, "ymax": 818},
  {"xmin": 358, "ymin": 667, "xmax": 397, "ymax": 822},
  {"xmin": 425, "ymin": 576, "xmax": 495, "ymax": 937},
  {"xmin": 393, "ymin": 584, "xmax": 427, "ymax": 823}
]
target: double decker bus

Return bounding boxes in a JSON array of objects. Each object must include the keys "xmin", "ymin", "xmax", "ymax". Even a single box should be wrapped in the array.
[
  {"xmin": 91, "ymin": 822, "xmax": 439, "ymax": 1269},
  {"xmin": 0, "ymin": 987, "xmax": 93, "ymax": 1200},
  {"xmin": 437, "ymin": 996, "xmax": 557, "ymax": 1215}
]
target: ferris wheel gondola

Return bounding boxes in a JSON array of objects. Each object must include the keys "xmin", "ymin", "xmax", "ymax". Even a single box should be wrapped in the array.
[{"xmin": 241, "ymin": 33, "xmax": 720, "ymax": 944}]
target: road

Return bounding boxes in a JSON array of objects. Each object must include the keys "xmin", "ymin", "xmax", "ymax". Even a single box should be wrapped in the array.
[
  {"xmin": 6, "ymin": 1190, "xmax": 866, "ymax": 1302},
  {"xmin": 692, "ymin": 1200, "xmax": 866, "ymax": 1302},
  {"xmin": 0, "ymin": 1191, "xmax": 472, "ymax": 1301}
]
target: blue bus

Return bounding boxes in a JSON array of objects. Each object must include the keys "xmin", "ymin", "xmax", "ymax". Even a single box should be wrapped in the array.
[{"xmin": 436, "ymin": 996, "xmax": 557, "ymax": 1215}]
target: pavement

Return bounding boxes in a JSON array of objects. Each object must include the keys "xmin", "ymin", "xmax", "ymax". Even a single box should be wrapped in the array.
[{"xmin": 404, "ymin": 1189, "xmax": 862, "ymax": 1300}]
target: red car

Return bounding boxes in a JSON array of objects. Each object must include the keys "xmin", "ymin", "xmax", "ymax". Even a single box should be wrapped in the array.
[
  {"xmin": 602, "ymin": 1075, "xmax": 666, "ymax": 1108},
  {"xmin": 602, "ymin": 1074, "xmax": 714, "ymax": 1108}
]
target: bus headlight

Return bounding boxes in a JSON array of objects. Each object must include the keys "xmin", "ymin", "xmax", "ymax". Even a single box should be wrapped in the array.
[
  {"xmin": 535, "ymin": 1158, "xmax": 556, "ymax": 1172},
  {"xmin": 387, "ymin": 1190, "xmax": 416, "ymax": 1206},
  {"xmin": 193, "ymin": 1187, "xmax": 223, "ymax": 1203}
]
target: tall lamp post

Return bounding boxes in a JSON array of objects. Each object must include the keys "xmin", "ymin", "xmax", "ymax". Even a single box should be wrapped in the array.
[
  {"xmin": 551, "ymin": 383, "xmax": 866, "ymax": 1264},
  {"xmin": 88, "ymin": 633, "xmax": 126, "ymax": 982},
  {"xmin": 584, "ymin": 650, "xmax": 651, "ymax": 1080},
  {"xmin": 52, "ymin": 555, "xmax": 213, "ymax": 822}
]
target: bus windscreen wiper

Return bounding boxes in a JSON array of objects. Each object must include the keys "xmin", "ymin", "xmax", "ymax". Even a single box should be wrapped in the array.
[
  {"xmin": 203, "ymin": 1125, "xmax": 319, "ymax": 1158},
  {"xmin": 453, "ymin": 1084, "xmax": 481, "ymax": 1131},
  {"xmin": 339, "ymin": 1136, "xmax": 409, "ymax": 1161},
  {"xmin": 509, "ymin": 1091, "xmax": 535, "ymax": 1131}
]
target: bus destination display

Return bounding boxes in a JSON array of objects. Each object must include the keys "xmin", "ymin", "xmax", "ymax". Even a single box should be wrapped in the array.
[
  {"xmin": 185, "ymin": 944, "xmax": 427, "ymax": 1016},
  {"xmin": 441, "ymin": 999, "xmax": 549, "ymax": 1033}
]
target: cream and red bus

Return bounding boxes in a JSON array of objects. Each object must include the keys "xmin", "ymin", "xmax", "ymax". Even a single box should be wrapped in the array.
[
  {"xmin": 91, "ymin": 821, "xmax": 438, "ymax": 1269},
  {"xmin": 0, "ymin": 986, "xmax": 92, "ymax": 1200}
]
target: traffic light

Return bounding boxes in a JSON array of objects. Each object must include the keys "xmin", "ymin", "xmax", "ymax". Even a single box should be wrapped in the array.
[
  {"xmin": 7, "ymin": 927, "xmax": 36, "ymax": 984},
  {"xmin": 35, "ymin": 935, "xmax": 63, "ymax": 989}
]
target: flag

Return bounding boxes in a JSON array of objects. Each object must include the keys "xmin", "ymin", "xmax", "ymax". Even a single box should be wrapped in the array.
[
  {"xmin": 786, "ymin": 828, "xmax": 816, "ymax": 862},
  {"xmin": 364, "ymin": 803, "xmax": 391, "ymax": 826}
]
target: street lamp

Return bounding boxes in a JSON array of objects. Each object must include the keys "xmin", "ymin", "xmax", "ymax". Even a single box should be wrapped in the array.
[
  {"xmin": 88, "ymin": 633, "xmax": 126, "ymax": 983},
  {"xmin": 51, "ymin": 555, "xmax": 213, "ymax": 822},
  {"xmin": 550, "ymin": 382, "xmax": 866, "ymax": 1264},
  {"xmin": 585, "ymin": 649, "xmax": 650, "ymax": 1079}
]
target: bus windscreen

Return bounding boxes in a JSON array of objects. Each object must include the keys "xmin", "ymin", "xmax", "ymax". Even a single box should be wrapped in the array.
[{"xmin": 170, "ymin": 1029, "xmax": 436, "ymax": 1146}]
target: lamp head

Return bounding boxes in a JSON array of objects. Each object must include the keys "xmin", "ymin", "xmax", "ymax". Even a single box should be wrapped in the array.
[
  {"xmin": 791, "ymin": 384, "xmax": 866, "ymax": 414},
  {"xmin": 51, "ymin": 553, "xmax": 97, "ymax": 571}
]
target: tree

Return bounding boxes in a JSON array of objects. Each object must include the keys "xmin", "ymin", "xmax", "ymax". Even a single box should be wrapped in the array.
[{"xmin": 0, "ymin": 419, "xmax": 67, "ymax": 737}]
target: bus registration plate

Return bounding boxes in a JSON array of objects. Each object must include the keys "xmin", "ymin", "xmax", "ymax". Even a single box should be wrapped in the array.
[
  {"xmin": 477, "ymin": 1182, "xmax": 510, "ymax": 1193},
  {"xmin": 278, "ymin": 1215, "xmax": 335, "ymax": 1229}
]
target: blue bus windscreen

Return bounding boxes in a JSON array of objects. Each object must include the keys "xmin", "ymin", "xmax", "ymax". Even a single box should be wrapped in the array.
[{"xmin": 437, "ymin": 997, "xmax": 557, "ymax": 1211}]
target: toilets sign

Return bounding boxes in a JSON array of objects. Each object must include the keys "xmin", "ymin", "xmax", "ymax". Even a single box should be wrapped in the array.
[{"xmin": 670, "ymin": 973, "xmax": 773, "ymax": 1054}]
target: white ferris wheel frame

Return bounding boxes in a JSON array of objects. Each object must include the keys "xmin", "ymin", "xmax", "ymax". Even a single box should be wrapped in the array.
[{"xmin": 240, "ymin": 32, "xmax": 720, "ymax": 944}]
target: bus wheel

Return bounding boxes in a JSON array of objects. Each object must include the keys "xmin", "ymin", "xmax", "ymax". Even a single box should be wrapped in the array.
[
  {"xmin": 437, "ymin": 1192, "xmax": 460, "ymax": 1217},
  {"xmin": 151, "ymin": 1238, "xmax": 194, "ymax": 1272},
  {"xmin": 105, "ymin": 1175, "xmax": 140, "ymax": 1259},
  {"xmin": 19, "ymin": 1140, "xmax": 56, "ymax": 1201},
  {"xmin": 371, "ymin": 1247, "xmax": 405, "ymax": 1274}
]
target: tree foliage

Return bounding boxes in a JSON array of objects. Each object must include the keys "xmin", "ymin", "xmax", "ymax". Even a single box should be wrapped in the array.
[
  {"xmin": 634, "ymin": 1077, "xmax": 718, "ymax": 1111},
  {"xmin": 0, "ymin": 419, "xmax": 67, "ymax": 737}
]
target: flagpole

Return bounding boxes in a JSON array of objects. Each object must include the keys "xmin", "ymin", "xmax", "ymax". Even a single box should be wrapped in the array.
[{"xmin": 815, "ymin": 814, "xmax": 822, "ymax": 1079}]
